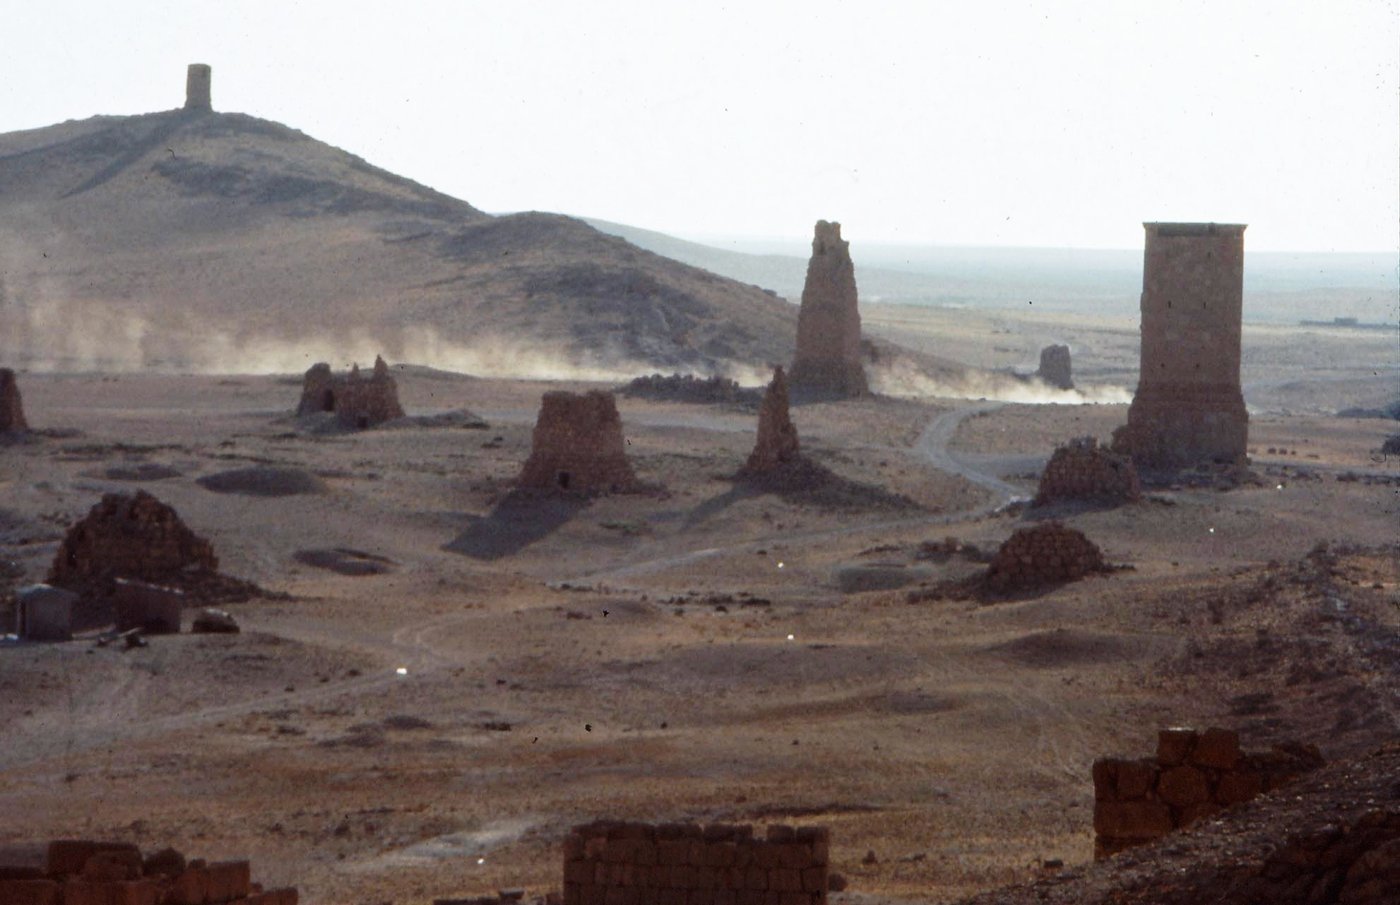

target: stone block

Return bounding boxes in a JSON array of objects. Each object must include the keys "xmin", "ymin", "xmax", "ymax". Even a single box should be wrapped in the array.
[
  {"xmin": 46, "ymin": 842, "xmax": 141, "ymax": 879},
  {"xmin": 1117, "ymin": 759, "xmax": 1159, "ymax": 799},
  {"xmin": 1157, "ymin": 728, "xmax": 1198, "ymax": 766},
  {"xmin": 1158, "ymin": 765, "xmax": 1211, "ymax": 808},
  {"xmin": 0, "ymin": 879, "xmax": 60, "ymax": 905},
  {"xmin": 770, "ymin": 869, "xmax": 802, "ymax": 892},
  {"xmin": 1190, "ymin": 727, "xmax": 1241, "ymax": 770},
  {"xmin": 801, "ymin": 867, "xmax": 826, "ymax": 893},
  {"xmin": 168, "ymin": 866, "xmax": 209, "ymax": 904},
  {"xmin": 205, "ymin": 860, "xmax": 251, "ymax": 902},
  {"xmin": 82, "ymin": 849, "xmax": 143, "ymax": 881},
  {"xmin": 1093, "ymin": 800, "xmax": 1173, "ymax": 840},
  {"xmin": 776, "ymin": 845, "xmax": 811, "ymax": 870},
  {"xmin": 1091, "ymin": 759, "xmax": 1118, "ymax": 800},
  {"xmin": 1216, "ymin": 769, "xmax": 1264, "ymax": 805}
]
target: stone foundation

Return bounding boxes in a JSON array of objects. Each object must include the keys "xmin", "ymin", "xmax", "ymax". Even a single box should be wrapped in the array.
[
  {"xmin": 563, "ymin": 821, "xmax": 829, "ymax": 905},
  {"xmin": 113, "ymin": 579, "xmax": 184, "ymax": 635},
  {"xmin": 985, "ymin": 522, "xmax": 1107, "ymax": 590},
  {"xmin": 517, "ymin": 391, "xmax": 639, "ymax": 494},
  {"xmin": 1092, "ymin": 727, "xmax": 1324, "ymax": 858},
  {"xmin": 0, "ymin": 840, "xmax": 295, "ymax": 904},
  {"xmin": 1033, "ymin": 437, "xmax": 1140, "ymax": 507}
]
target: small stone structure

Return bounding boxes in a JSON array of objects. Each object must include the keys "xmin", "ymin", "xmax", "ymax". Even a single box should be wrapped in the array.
[
  {"xmin": 14, "ymin": 585, "xmax": 78, "ymax": 642},
  {"xmin": 1093, "ymin": 727, "xmax": 1325, "ymax": 858},
  {"xmin": 1113, "ymin": 223, "xmax": 1249, "ymax": 470},
  {"xmin": 985, "ymin": 521, "xmax": 1106, "ymax": 590},
  {"xmin": 563, "ymin": 821, "xmax": 829, "ymax": 905},
  {"xmin": 517, "ymin": 391, "xmax": 639, "ymax": 494},
  {"xmin": 743, "ymin": 366, "xmax": 801, "ymax": 473},
  {"xmin": 185, "ymin": 63, "xmax": 212, "ymax": 111},
  {"xmin": 0, "ymin": 839, "xmax": 295, "ymax": 904},
  {"xmin": 1, "ymin": 368, "xmax": 28, "ymax": 432},
  {"xmin": 1033, "ymin": 437, "xmax": 1141, "ymax": 507},
  {"xmin": 113, "ymin": 578, "xmax": 184, "ymax": 635},
  {"xmin": 1037, "ymin": 344, "xmax": 1073, "ymax": 390},
  {"xmin": 48, "ymin": 491, "xmax": 219, "ymax": 599},
  {"xmin": 295, "ymin": 356, "xmax": 405, "ymax": 429},
  {"xmin": 789, "ymin": 220, "xmax": 869, "ymax": 398}
]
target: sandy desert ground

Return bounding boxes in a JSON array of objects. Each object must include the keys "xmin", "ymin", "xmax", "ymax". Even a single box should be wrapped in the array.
[{"xmin": 1, "ymin": 304, "xmax": 1397, "ymax": 904}]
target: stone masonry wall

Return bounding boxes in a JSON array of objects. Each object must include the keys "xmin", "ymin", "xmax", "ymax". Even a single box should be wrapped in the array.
[
  {"xmin": 1, "ymin": 367, "xmax": 28, "ymax": 432},
  {"xmin": 562, "ymin": 821, "xmax": 829, "ymax": 905},
  {"xmin": 517, "ymin": 391, "xmax": 639, "ymax": 494},
  {"xmin": 789, "ymin": 221, "xmax": 868, "ymax": 398},
  {"xmin": 295, "ymin": 356, "xmax": 405, "ymax": 430},
  {"xmin": 985, "ymin": 521, "xmax": 1106, "ymax": 590},
  {"xmin": 0, "ymin": 839, "xmax": 295, "ymax": 904},
  {"xmin": 1034, "ymin": 437, "xmax": 1140, "ymax": 507},
  {"xmin": 1114, "ymin": 222, "xmax": 1248, "ymax": 470},
  {"xmin": 1093, "ymin": 727, "xmax": 1325, "ymax": 858}
]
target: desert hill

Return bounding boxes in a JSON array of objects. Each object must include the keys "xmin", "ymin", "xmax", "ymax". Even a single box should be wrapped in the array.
[{"xmin": 0, "ymin": 102, "xmax": 798, "ymax": 377}]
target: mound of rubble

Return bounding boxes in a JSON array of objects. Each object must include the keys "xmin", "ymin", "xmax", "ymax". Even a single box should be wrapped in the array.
[
  {"xmin": 985, "ymin": 522, "xmax": 1108, "ymax": 591},
  {"xmin": 1034, "ymin": 437, "xmax": 1141, "ymax": 507},
  {"xmin": 620, "ymin": 372, "xmax": 761, "ymax": 407}
]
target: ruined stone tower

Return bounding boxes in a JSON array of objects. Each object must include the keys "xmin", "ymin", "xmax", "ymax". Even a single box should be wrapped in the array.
[
  {"xmin": 185, "ymin": 63, "xmax": 212, "ymax": 111},
  {"xmin": 789, "ymin": 220, "xmax": 869, "ymax": 398},
  {"xmin": 0, "ymin": 368, "xmax": 28, "ymax": 432},
  {"xmin": 743, "ymin": 366, "xmax": 801, "ymax": 473},
  {"xmin": 1113, "ymin": 223, "xmax": 1248, "ymax": 469},
  {"xmin": 295, "ymin": 355, "xmax": 405, "ymax": 429},
  {"xmin": 517, "ymin": 390, "xmax": 639, "ymax": 494},
  {"xmin": 1038, "ymin": 344, "xmax": 1073, "ymax": 390}
]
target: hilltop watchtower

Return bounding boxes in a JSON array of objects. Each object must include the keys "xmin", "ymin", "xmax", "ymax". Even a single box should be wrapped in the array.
[
  {"xmin": 1113, "ymin": 222, "xmax": 1249, "ymax": 469},
  {"xmin": 185, "ymin": 63, "xmax": 212, "ymax": 111}
]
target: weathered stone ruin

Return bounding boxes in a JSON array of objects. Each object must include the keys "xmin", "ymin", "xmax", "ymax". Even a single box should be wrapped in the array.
[
  {"xmin": 185, "ymin": 63, "xmax": 212, "ymax": 111},
  {"xmin": 743, "ymin": 366, "xmax": 801, "ymax": 473},
  {"xmin": 0, "ymin": 839, "xmax": 296, "ymax": 904},
  {"xmin": 517, "ymin": 390, "xmax": 639, "ymax": 494},
  {"xmin": 1113, "ymin": 223, "xmax": 1249, "ymax": 470},
  {"xmin": 1033, "ymin": 437, "xmax": 1141, "ymax": 507},
  {"xmin": 48, "ymin": 491, "xmax": 219, "ymax": 600},
  {"xmin": 1, "ymin": 367, "xmax": 28, "ymax": 432},
  {"xmin": 1093, "ymin": 726, "xmax": 1325, "ymax": 858},
  {"xmin": 621, "ymin": 373, "xmax": 760, "ymax": 407},
  {"xmin": 985, "ymin": 521, "xmax": 1107, "ymax": 590},
  {"xmin": 1037, "ymin": 344, "xmax": 1073, "ymax": 390},
  {"xmin": 563, "ymin": 821, "xmax": 829, "ymax": 905},
  {"xmin": 295, "ymin": 355, "xmax": 405, "ymax": 430},
  {"xmin": 789, "ymin": 220, "xmax": 869, "ymax": 398}
]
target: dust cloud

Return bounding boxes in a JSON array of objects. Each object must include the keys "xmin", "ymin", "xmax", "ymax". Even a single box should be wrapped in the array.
[{"xmin": 869, "ymin": 357, "xmax": 1132, "ymax": 405}]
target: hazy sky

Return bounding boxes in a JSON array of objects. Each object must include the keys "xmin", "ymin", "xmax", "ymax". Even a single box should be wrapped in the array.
[{"xmin": 5, "ymin": 1, "xmax": 1398, "ymax": 252}]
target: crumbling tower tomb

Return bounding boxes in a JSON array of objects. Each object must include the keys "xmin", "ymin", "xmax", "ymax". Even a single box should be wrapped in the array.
[
  {"xmin": 789, "ymin": 220, "xmax": 869, "ymax": 397},
  {"xmin": 1038, "ymin": 344, "xmax": 1073, "ymax": 390},
  {"xmin": 517, "ymin": 390, "xmax": 639, "ymax": 494},
  {"xmin": 0, "ymin": 368, "xmax": 27, "ymax": 432},
  {"xmin": 1114, "ymin": 223, "xmax": 1248, "ymax": 469},
  {"xmin": 295, "ymin": 355, "xmax": 405, "ymax": 429},
  {"xmin": 185, "ymin": 63, "xmax": 212, "ymax": 111},
  {"xmin": 744, "ymin": 366, "xmax": 801, "ymax": 473}
]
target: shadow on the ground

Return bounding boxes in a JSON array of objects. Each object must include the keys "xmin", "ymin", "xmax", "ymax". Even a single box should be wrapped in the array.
[{"xmin": 443, "ymin": 494, "xmax": 589, "ymax": 560}]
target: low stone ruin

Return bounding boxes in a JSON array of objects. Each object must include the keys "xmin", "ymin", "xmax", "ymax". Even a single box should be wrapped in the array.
[
  {"xmin": 517, "ymin": 390, "xmax": 640, "ymax": 494},
  {"xmin": 1093, "ymin": 726, "xmax": 1325, "ymax": 858},
  {"xmin": 985, "ymin": 521, "xmax": 1107, "ymax": 590},
  {"xmin": 789, "ymin": 220, "xmax": 869, "ymax": 398},
  {"xmin": 743, "ymin": 366, "xmax": 801, "ymax": 473},
  {"xmin": 620, "ymin": 373, "xmax": 760, "ymax": 407},
  {"xmin": 47, "ymin": 491, "xmax": 219, "ymax": 600},
  {"xmin": 1033, "ymin": 437, "xmax": 1141, "ymax": 507},
  {"xmin": 1037, "ymin": 344, "xmax": 1073, "ymax": 390},
  {"xmin": 296, "ymin": 355, "xmax": 405, "ymax": 429},
  {"xmin": 0, "ymin": 367, "xmax": 27, "ymax": 432},
  {"xmin": 113, "ymin": 578, "xmax": 184, "ymax": 635},
  {"xmin": 0, "ymin": 839, "xmax": 295, "ymax": 904},
  {"xmin": 563, "ymin": 821, "xmax": 829, "ymax": 905}
]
